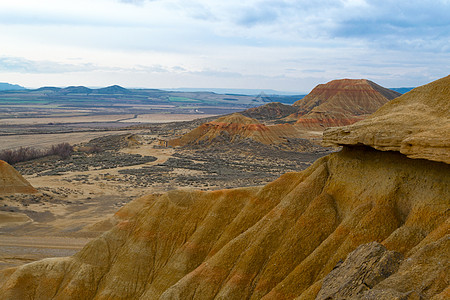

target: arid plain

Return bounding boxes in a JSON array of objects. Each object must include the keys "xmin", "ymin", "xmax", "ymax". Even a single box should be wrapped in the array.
[{"xmin": 0, "ymin": 87, "xmax": 329, "ymax": 271}]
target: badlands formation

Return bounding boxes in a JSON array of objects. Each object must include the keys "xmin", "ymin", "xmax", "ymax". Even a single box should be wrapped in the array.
[
  {"xmin": 288, "ymin": 79, "xmax": 401, "ymax": 129},
  {"xmin": 0, "ymin": 76, "xmax": 449, "ymax": 300},
  {"xmin": 0, "ymin": 160, "xmax": 37, "ymax": 195},
  {"xmin": 242, "ymin": 102, "xmax": 300, "ymax": 122},
  {"xmin": 168, "ymin": 79, "xmax": 402, "ymax": 150},
  {"xmin": 168, "ymin": 113, "xmax": 307, "ymax": 148},
  {"xmin": 323, "ymin": 75, "xmax": 450, "ymax": 164}
]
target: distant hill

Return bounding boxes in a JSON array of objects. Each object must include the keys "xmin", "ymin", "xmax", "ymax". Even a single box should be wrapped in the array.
[
  {"xmin": 61, "ymin": 86, "xmax": 93, "ymax": 94},
  {"xmin": 285, "ymin": 79, "xmax": 401, "ymax": 129},
  {"xmin": 91, "ymin": 85, "xmax": 131, "ymax": 94},
  {"xmin": 0, "ymin": 83, "xmax": 25, "ymax": 91},
  {"xmin": 33, "ymin": 86, "xmax": 62, "ymax": 93},
  {"xmin": 168, "ymin": 113, "xmax": 310, "ymax": 150},
  {"xmin": 31, "ymin": 85, "xmax": 130, "ymax": 95},
  {"xmin": 390, "ymin": 87, "xmax": 415, "ymax": 94}
]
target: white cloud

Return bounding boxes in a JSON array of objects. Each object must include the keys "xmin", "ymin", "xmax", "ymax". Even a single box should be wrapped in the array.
[{"xmin": 0, "ymin": 0, "xmax": 448, "ymax": 91}]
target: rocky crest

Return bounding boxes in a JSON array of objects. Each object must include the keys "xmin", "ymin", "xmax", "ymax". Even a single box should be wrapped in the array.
[
  {"xmin": 0, "ymin": 160, "xmax": 37, "ymax": 194},
  {"xmin": 0, "ymin": 77, "xmax": 448, "ymax": 300},
  {"xmin": 323, "ymin": 75, "xmax": 450, "ymax": 164},
  {"xmin": 287, "ymin": 79, "xmax": 401, "ymax": 129}
]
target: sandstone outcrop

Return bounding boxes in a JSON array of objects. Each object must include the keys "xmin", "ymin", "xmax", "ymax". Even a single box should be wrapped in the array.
[
  {"xmin": 0, "ymin": 160, "xmax": 37, "ymax": 194},
  {"xmin": 168, "ymin": 113, "xmax": 306, "ymax": 147},
  {"xmin": 0, "ymin": 77, "xmax": 448, "ymax": 300},
  {"xmin": 323, "ymin": 74, "xmax": 450, "ymax": 164},
  {"xmin": 286, "ymin": 79, "xmax": 401, "ymax": 129},
  {"xmin": 316, "ymin": 242, "xmax": 403, "ymax": 299}
]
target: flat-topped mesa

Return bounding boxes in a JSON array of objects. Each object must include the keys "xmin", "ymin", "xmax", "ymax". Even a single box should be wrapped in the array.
[
  {"xmin": 286, "ymin": 79, "xmax": 401, "ymax": 129},
  {"xmin": 323, "ymin": 75, "xmax": 450, "ymax": 164},
  {"xmin": 168, "ymin": 112, "xmax": 304, "ymax": 147},
  {"xmin": 0, "ymin": 160, "xmax": 37, "ymax": 194}
]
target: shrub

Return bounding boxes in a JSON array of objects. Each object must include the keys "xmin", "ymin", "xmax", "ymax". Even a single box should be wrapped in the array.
[
  {"xmin": 49, "ymin": 143, "xmax": 74, "ymax": 159},
  {"xmin": 0, "ymin": 142, "xmax": 74, "ymax": 164},
  {"xmin": 0, "ymin": 147, "xmax": 45, "ymax": 165},
  {"xmin": 78, "ymin": 145, "xmax": 103, "ymax": 154}
]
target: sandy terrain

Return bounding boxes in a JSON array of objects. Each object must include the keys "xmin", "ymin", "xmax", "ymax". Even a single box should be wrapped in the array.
[
  {"xmin": 0, "ymin": 235, "xmax": 91, "ymax": 270},
  {"xmin": 0, "ymin": 115, "xmax": 136, "ymax": 125},
  {"xmin": 119, "ymin": 113, "xmax": 218, "ymax": 123},
  {"xmin": 0, "ymin": 141, "xmax": 177, "ymax": 270},
  {"xmin": 0, "ymin": 130, "xmax": 141, "ymax": 151},
  {"xmin": 0, "ymin": 127, "xmax": 331, "ymax": 271}
]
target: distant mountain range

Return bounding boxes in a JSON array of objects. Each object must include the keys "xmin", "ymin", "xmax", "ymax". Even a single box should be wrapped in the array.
[
  {"xmin": 33, "ymin": 85, "xmax": 132, "ymax": 95},
  {"xmin": 0, "ymin": 82, "xmax": 26, "ymax": 91},
  {"xmin": 0, "ymin": 82, "xmax": 415, "ymax": 96}
]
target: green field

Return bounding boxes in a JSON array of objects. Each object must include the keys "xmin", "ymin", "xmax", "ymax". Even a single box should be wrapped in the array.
[{"xmin": 168, "ymin": 96, "xmax": 200, "ymax": 102}]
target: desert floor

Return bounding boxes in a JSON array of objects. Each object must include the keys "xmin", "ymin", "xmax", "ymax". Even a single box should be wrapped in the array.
[
  {"xmin": 0, "ymin": 119, "xmax": 331, "ymax": 271},
  {"xmin": 0, "ymin": 140, "xmax": 176, "ymax": 270}
]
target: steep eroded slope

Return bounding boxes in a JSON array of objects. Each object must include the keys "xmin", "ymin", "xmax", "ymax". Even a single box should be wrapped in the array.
[
  {"xmin": 287, "ymin": 79, "xmax": 400, "ymax": 129},
  {"xmin": 0, "ymin": 146, "xmax": 448, "ymax": 299}
]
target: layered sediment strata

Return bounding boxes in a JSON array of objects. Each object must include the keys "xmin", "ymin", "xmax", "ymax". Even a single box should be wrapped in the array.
[
  {"xmin": 323, "ymin": 75, "xmax": 450, "ymax": 164},
  {"xmin": 242, "ymin": 102, "xmax": 300, "ymax": 121},
  {"xmin": 286, "ymin": 79, "xmax": 400, "ymax": 129},
  {"xmin": 168, "ymin": 113, "xmax": 305, "ymax": 147}
]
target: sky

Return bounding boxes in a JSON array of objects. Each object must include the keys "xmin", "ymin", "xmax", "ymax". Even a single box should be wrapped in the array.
[{"xmin": 0, "ymin": 0, "xmax": 449, "ymax": 93}]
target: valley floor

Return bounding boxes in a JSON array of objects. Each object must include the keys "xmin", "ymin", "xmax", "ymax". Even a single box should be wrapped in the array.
[{"xmin": 0, "ymin": 124, "xmax": 331, "ymax": 270}]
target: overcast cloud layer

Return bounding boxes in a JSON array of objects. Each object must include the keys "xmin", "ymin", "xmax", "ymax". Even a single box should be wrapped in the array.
[{"xmin": 0, "ymin": 0, "xmax": 449, "ymax": 92}]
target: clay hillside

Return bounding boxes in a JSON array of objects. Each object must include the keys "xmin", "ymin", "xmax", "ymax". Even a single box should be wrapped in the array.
[
  {"xmin": 1, "ymin": 76, "xmax": 449, "ymax": 300},
  {"xmin": 0, "ymin": 160, "xmax": 37, "ymax": 194},
  {"xmin": 168, "ymin": 113, "xmax": 307, "ymax": 148},
  {"xmin": 285, "ymin": 79, "xmax": 401, "ymax": 129},
  {"xmin": 241, "ymin": 102, "xmax": 300, "ymax": 122}
]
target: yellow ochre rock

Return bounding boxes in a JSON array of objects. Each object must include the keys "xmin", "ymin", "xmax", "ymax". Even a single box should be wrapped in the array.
[
  {"xmin": 0, "ymin": 146, "xmax": 448, "ymax": 299},
  {"xmin": 0, "ymin": 160, "xmax": 37, "ymax": 194}
]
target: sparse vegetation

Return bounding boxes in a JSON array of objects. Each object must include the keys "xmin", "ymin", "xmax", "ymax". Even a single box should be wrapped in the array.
[
  {"xmin": 78, "ymin": 145, "xmax": 103, "ymax": 154},
  {"xmin": 0, "ymin": 147, "xmax": 45, "ymax": 165},
  {"xmin": 49, "ymin": 142, "xmax": 73, "ymax": 159},
  {"xmin": 0, "ymin": 143, "xmax": 74, "ymax": 165}
]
